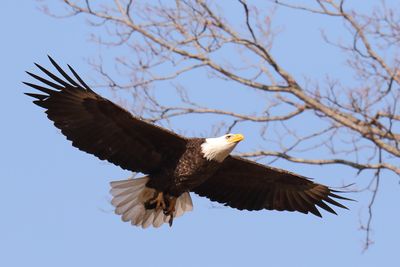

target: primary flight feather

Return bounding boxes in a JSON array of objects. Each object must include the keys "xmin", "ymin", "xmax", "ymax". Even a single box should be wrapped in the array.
[{"xmin": 25, "ymin": 56, "xmax": 351, "ymax": 228}]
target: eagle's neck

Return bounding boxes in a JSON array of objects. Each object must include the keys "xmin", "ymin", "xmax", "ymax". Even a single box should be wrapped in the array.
[{"xmin": 201, "ymin": 138, "xmax": 235, "ymax": 162}]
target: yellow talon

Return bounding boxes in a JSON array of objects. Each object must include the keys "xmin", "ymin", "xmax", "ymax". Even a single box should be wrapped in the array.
[{"xmin": 144, "ymin": 191, "xmax": 166, "ymax": 210}]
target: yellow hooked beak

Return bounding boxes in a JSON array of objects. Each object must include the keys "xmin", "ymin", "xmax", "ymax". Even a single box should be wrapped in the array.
[{"xmin": 228, "ymin": 133, "xmax": 244, "ymax": 143}]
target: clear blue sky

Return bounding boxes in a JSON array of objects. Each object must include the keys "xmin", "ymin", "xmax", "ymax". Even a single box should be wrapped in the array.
[{"xmin": 1, "ymin": 1, "xmax": 399, "ymax": 267}]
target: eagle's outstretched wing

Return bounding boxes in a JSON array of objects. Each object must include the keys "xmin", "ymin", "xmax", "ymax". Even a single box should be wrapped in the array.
[
  {"xmin": 24, "ymin": 56, "xmax": 187, "ymax": 174},
  {"xmin": 192, "ymin": 156, "xmax": 351, "ymax": 217}
]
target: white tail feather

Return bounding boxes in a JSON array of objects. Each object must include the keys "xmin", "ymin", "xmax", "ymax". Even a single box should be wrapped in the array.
[{"xmin": 110, "ymin": 176, "xmax": 193, "ymax": 228}]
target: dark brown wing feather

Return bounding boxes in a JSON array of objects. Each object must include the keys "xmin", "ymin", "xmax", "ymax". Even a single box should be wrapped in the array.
[
  {"xmin": 24, "ymin": 56, "xmax": 187, "ymax": 174},
  {"xmin": 192, "ymin": 156, "xmax": 351, "ymax": 217}
]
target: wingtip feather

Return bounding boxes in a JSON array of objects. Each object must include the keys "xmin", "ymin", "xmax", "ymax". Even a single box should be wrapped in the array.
[
  {"xmin": 67, "ymin": 64, "xmax": 92, "ymax": 91},
  {"xmin": 24, "ymin": 92, "xmax": 47, "ymax": 100},
  {"xmin": 47, "ymin": 56, "xmax": 80, "ymax": 87}
]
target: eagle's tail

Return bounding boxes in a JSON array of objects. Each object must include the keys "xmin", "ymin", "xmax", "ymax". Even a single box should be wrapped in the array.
[{"xmin": 110, "ymin": 177, "xmax": 193, "ymax": 228}]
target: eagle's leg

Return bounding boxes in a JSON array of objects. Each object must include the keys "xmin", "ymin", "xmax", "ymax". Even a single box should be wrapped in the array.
[
  {"xmin": 144, "ymin": 191, "xmax": 166, "ymax": 210},
  {"xmin": 163, "ymin": 196, "xmax": 177, "ymax": 227}
]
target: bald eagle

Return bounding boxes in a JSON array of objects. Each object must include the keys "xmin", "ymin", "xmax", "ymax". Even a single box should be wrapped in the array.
[{"xmin": 24, "ymin": 57, "xmax": 351, "ymax": 228}]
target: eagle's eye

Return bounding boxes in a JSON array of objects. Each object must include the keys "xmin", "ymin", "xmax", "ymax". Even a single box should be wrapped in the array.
[{"xmin": 225, "ymin": 134, "xmax": 232, "ymax": 139}]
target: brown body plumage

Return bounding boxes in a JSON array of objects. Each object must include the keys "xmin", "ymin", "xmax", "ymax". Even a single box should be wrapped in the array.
[
  {"xmin": 148, "ymin": 138, "xmax": 221, "ymax": 196},
  {"xmin": 24, "ymin": 57, "xmax": 352, "ymax": 228}
]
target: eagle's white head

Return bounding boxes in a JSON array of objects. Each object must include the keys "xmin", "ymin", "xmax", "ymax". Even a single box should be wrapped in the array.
[{"xmin": 201, "ymin": 133, "xmax": 244, "ymax": 162}]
